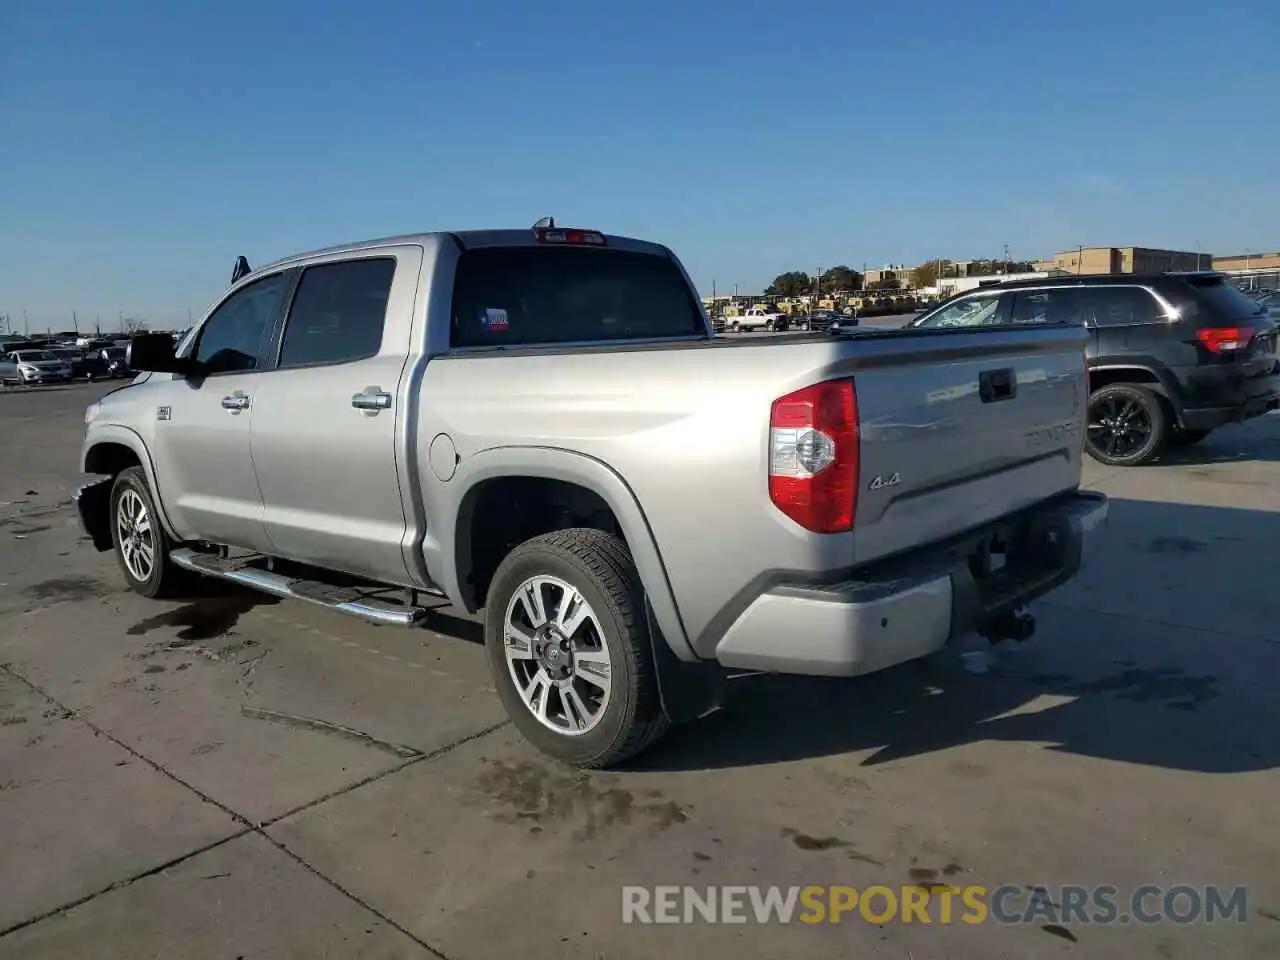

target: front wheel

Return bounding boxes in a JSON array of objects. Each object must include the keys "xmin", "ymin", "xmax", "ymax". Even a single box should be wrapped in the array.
[
  {"xmin": 1085, "ymin": 384, "xmax": 1168, "ymax": 466},
  {"xmin": 110, "ymin": 467, "xmax": 186, "ymax": 598},
  {"xmin": 484, "ymin": 528, "xmax": 670, "ymax": 768}
]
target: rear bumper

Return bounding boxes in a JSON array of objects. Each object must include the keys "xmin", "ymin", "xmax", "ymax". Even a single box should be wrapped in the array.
[
  {"xmin": 713, "ymin": 491, "xmax": 1108, "ymax": 677},
  {"xmin": 1169, "ymin": 364, "xmax": 1280, "ymax": 430},
  {"xmin": 1180, "ymin": 391, "xmax": 1280, "ymax": 430}
]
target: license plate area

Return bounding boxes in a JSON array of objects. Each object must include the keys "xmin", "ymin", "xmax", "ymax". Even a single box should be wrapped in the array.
[{"xmin": 967, "ymin": 522, "xmax": 1066, "ymax": 611}]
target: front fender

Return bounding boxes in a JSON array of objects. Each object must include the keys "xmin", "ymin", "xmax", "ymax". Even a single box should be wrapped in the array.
[
  {"xmin": 431, "ymin": 445, "xmax": 696, "ymax": 662},
  {"xmin": 81, "ymin": 424, "xmax": 181, "ymax": 541}
]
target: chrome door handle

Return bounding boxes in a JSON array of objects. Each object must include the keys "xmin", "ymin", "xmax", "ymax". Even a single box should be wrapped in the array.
[
  {"xmin": 221, "ymin": 394, "xmax": 250, "ymax": 411},
  {"xmin": 351, "ymin": 390, "xmax": 392, "ymax": 411}
]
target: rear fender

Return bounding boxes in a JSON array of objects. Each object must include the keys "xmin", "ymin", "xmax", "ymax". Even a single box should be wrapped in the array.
[{"xmin": 437, "ymin": 446, "xmax": 696, "ymax": 663}]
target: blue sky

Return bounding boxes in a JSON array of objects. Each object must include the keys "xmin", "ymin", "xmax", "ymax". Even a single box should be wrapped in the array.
[{"xmin": 2, "ymin": 0, "xmax": 1277, "ymax": 330}]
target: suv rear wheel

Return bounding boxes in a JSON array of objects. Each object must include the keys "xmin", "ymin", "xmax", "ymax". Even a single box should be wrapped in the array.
[
  {"xmin": 1086, "ymin": 384, "xmax": 1168, "ymax": 466},
  {"xmin": 484, "ymin": 528, "xmax": 670, "ymax": 768}
]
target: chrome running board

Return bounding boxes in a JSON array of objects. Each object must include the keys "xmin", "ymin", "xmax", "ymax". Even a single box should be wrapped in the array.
[{"xmin": 170, "ymin": 548, "xmax": 428, "ymax": 626}]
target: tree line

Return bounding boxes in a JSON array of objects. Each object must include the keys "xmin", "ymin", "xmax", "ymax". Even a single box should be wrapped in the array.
[{"xmin": 762, "ymin": 260, "xmax": 1036, "ymax": 298}]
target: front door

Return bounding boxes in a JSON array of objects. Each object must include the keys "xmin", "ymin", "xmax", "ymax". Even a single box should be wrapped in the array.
[
  {"xmin": 249, "ymin": 252, "xmax": 418, "ymax": 585},
  {"xmin": 149, "ymin": 271, "xmax": 291, "ymax": 550}
]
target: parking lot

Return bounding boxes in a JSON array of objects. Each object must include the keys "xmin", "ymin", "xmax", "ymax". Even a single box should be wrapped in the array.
[{"xmin": 2, "ymin": 381, "xmax": 1278, "ymax": 958}]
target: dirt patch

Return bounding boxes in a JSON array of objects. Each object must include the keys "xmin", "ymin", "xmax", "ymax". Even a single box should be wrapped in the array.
[
  {"xmin": 24, "ymin": 576, "xmax": 107, "ymax": 603},
  {"xmin": 474, "ymin": 759, "xmax": 689, "ymax": 839}
]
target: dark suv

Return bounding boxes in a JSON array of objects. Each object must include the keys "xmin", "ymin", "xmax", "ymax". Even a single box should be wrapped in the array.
[{"xmin": 909, "ymin": 272, "xmax": 1280, "ymax": 465}]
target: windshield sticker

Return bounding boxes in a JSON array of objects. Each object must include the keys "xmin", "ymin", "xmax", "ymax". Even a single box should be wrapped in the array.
[{"xmin": 480, "ymin": 308, "xmax": 509, "ymax": 332}]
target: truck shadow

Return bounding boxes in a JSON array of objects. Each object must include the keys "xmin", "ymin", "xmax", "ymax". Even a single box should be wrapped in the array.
[{"xmin": 632, "ymin": 495, "xmax": 1280, "ymax": 775}]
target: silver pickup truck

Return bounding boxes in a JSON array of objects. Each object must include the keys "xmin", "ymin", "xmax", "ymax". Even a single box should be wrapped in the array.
[{"xmin": 74, "ymin": 225, "xmax": 1107, "ymax": 767}]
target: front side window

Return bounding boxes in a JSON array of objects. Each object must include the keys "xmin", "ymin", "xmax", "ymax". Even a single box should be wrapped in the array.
[
  {"xmin": 278, "ymin": 258, "xmax": 396, "ymax": 368},
  {"xmin": 1010, "ymin": 289, "xmax": 1088, "ymax": 326},
  {"xmin": 191, "ymin": 273, "xmax": 289, "ymax": 374},
  {"xmin": 915, "ymin": 295, "xmax": 1003, "ymax": 328}
]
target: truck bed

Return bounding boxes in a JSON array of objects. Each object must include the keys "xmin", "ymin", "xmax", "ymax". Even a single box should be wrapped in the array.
[{"xmin": 419, "ymin": 321, "xmax": 1088, "ymax": 656}]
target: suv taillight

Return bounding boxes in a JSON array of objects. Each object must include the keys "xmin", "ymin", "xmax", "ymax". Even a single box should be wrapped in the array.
[
  {"xmin": 769, "ymin": 380, "xmax": 858, "ymax": 533},
  {"xmin": 1197, "ymin": 327, "xmax": 1254, "ymax": 354}
]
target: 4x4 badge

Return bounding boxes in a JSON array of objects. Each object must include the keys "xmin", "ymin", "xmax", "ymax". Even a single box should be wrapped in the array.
[
  {"xmin": 868, "ymin": 472, "xmax": 900, "ymax": 490},
  {"xmin": 157, "ymin": 406, "xmax": 172, "ymax": 421}
]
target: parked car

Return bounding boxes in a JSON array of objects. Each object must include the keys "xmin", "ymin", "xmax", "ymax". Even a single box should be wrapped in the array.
[
  {"xmin": 6, "ymin": 349, "xmax": 74, "ymax": 384},
  {"xmin": 0, "ymin": 353, "xmax": 19, "ymax": 384},
  {"xmin": 804, "ymin": 310, "xmax": 859, "ymax": 333},
  {"xmin": 74, "ymin": 225, "xmax": 1106, "ymax": 768},
  {"xmin": 99, "ymin": 346, "xmax": 133, "ymax": 378},
  {"xmin": 910, "ymin": 271, "xmax": 1280, "ymax": 466}
]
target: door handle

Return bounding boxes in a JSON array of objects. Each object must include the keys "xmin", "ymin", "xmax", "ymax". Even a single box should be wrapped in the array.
[
  {"xmin": 221, "ymin": 393, "xmax": 251, "ymax": 411},
  {"xmin": 978, "ymin": 368, "xmax": 1016, "ymax": 403},
  {"xmin": 351, "ymin": 390, "xmax": 392, "ymax": 411}
]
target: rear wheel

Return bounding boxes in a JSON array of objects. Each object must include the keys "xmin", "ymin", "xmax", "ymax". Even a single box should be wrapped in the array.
[
  {"xmin": 484, "ymin": 528, "xmax": 669, "ymax": 768},
  {"xmin": 1086, "ymin": 384, "xmax": 1168, "ymax": 466},
  {"xmin": 110, "ymin": 467, "xmax": 186, "ymax": 598},
  {"xmin": 730, "ymin": 321, "xmax": 741, "ymax": 332}
]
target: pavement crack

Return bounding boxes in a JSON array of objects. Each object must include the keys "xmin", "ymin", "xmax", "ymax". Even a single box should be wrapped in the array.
[
  {"xmin": 0, "ymin": 661, "xmax": 508, "ymax": 954},
  {"xmin": 240, "ymin": 706, "xmax": 424, "ymax": 759},
  {"xmin": 0, "ymin": 830, "xmax": 252, "ymax": 939}
]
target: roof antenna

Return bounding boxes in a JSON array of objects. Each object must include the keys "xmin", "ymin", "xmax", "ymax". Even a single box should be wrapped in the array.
[
  {"xmin": 231, "ymin": 255, "xmax": 251, "ymax": 284},
  {"xmin": 532, "ymin": 217, "xmax": 555, "ymax": 229}
]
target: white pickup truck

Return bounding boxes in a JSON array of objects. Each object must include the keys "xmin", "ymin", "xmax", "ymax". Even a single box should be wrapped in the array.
[
  {"xmin": 75, "ymin": 223, "xmax": 1107, "ymax": 767},
  {"xmin": 725, "ymin": 307, "xmax": 785, "ymax": 332}
]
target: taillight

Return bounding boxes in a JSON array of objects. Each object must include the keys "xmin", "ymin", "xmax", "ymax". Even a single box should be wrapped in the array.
[
  {"xmin": 768, "ymin": 380, "xmax": 858, "ymax": 533},
  {"xmin": 1196, "ymin": 327, "xmax": 1254, "ymax": 354}
]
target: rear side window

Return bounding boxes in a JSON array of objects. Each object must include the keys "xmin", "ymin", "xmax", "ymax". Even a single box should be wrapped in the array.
[
  {"xmin": 1176, "ymin": 277, "xmax": 1266, "ymax": 323},
  {"xmin": 279, "ymin": 258, "xmax": 395, "ymax": 368},
  {"xmin": 1076, "ymin": 287, "xmax": 1165, "ymax": 327},
  {"xmin": 450, "ymin": 247, "xmax": 704, "ymax": 348}
]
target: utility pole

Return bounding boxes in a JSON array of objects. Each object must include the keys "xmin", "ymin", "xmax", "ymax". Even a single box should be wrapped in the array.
[
  {"xmin": 73, "ymin": 310, "xmax": 78, "ymax": 333},
  {"xmin": 95, "ymin": 314, "xmax": 101, "ymax": 336},
  {"xmin": 1077, "ymin": 245, "xmax": 1084, "ymax": 275},
  {"xmin": 23, "ymin": 310, "xmax": 29, "ymax": 336}
]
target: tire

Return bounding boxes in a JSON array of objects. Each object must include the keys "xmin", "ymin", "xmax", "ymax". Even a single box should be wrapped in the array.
[
  {"xmin": 484, "ymin": 528, "xmax": 670, "ymax": 768},
  {"xmin": 1169, "ymin": 428, "xmax": 1212, "ymax": 447},
  {"xmin": 1085, "ymin": 384, "xmax": 1168, "ymax": 466},
  {"xmin": 109, "ymin": 466, "xmax": 185, "ymax": 598},
  {"xmin": 730, "ymin": 321, "xmax": 740, "ymax": 333}
]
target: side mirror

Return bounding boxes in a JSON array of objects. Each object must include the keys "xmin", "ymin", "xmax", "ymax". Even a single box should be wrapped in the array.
[{"xmin": 127, "ymin": 333, "xmax": 188, "ymax": 374}]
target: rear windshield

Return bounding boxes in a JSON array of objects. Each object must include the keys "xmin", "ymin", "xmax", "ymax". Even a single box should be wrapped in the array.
[
  {"xmin": 1182, "ymin": 277, "xmax": 1265, "ymax": 321},
  {"xmin": 450, "ymin": 247, "xmax": 705, "ymax": 348}
]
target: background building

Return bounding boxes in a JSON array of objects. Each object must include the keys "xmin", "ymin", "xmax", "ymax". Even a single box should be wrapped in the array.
[
  {"xmin": 1046, "ymin": 246, "xmax": 1210, "ymax": 274},
  {"xmin": 1214, "ymin": 252, "xmax": 1280, "ymax": 272}
]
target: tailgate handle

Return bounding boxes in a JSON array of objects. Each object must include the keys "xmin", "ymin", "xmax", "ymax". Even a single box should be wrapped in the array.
[{"xmin": 979, "ymin": 368, "xmax": 1016, "ymax": 403}]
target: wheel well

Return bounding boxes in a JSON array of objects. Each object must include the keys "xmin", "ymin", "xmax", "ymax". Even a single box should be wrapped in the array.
[
  {"xmin": 1087, "ymin": 368, "xmax": 1179, "ymax": 426},
  {"xmin": 84, "ymin": 442, "xmax": 141, "ymax": 478},
  {"xmin": 456, "ymin": 477, "xmax": 623, "ymax": 611}
]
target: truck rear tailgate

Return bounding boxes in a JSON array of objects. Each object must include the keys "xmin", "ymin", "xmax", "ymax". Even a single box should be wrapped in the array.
[{"xmin": 839, "ymin": 324, "xmax": 1088, "ymax": 565}]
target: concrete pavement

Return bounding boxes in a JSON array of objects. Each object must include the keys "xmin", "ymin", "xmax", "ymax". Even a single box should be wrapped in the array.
[{"xmin": 1, "ymin": 382, "xmax": 1278, "ymax": 958}]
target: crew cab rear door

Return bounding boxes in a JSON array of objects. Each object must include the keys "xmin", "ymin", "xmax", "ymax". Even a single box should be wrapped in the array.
[{"xmin": 248, "ymin": 247, "xmax": 422, "ymax": 586}]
